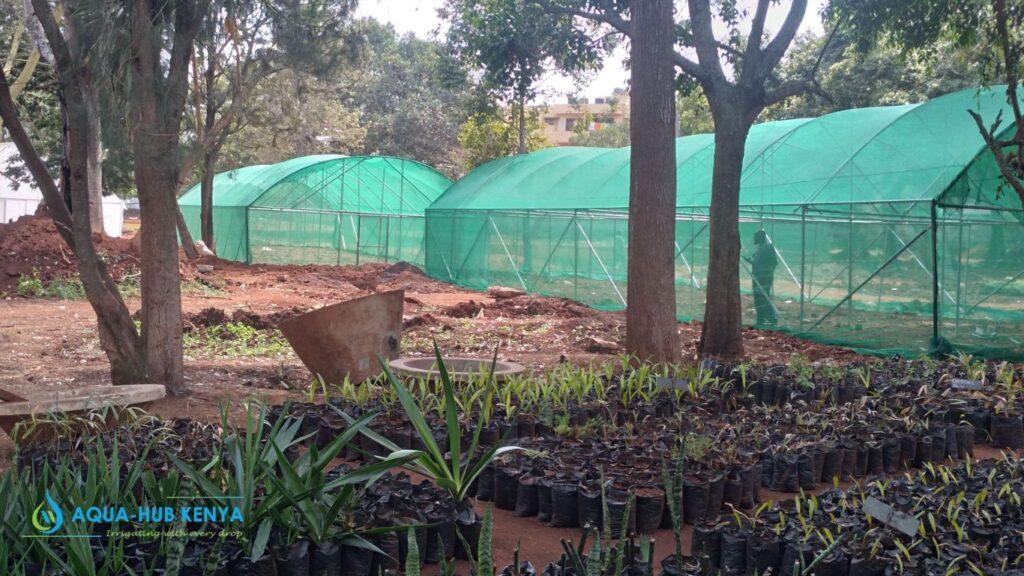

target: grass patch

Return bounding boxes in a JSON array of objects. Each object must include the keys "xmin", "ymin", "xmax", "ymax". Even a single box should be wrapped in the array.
[
  {"xmin": 182, "ymin": 278, "xmax": 227, "ymax": 297},
  {"xmin": 17, "ymin": 269, "xmax": 86, "ymax": 300},
  {"xmin": 184, "ymin": 322, "xmax": 292, "ymax": 358}
]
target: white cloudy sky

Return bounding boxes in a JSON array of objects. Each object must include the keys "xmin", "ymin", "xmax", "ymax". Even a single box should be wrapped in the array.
[{"xmin": 357, "ymin": 0, "xmax": 830, "ymax": 104}]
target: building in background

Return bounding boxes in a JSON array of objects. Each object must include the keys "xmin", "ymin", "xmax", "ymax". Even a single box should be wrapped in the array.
[{"xmin": 539, "ymin": 89, "xmax": 629, "ymax": 146}]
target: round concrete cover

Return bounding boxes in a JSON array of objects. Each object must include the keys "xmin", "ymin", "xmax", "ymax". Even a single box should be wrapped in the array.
[{"xmin": 389, "ymin": 357, "xmax": 525, "ymax": 381}]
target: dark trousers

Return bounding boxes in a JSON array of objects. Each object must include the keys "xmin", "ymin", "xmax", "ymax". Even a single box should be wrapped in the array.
[{"xmin": 752, "ymin": 277, "xmax": 776, "ymax": 326}]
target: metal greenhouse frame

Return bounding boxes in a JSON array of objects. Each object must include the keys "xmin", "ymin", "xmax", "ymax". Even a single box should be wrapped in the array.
[
  {"xmin": 425, "ymin": 87, "xmax": 1024, "ymax": 358},
  {"xmin": 180, "ymin": 155, "xmax": 452, "ymax": 267}
]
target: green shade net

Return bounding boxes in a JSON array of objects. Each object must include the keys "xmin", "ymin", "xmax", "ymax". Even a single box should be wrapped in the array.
[
  {"xmin": 180, "ymin": 156, "xmax": 453, "ymax": 266},
  {"xmin": 426, "ymin": 87, "xmax": 1024, "ymax": 359}
]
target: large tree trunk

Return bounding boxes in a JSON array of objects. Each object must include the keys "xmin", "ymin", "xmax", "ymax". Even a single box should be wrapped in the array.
[
  {"xmin": 625, "ymin": 0, "xmax": 681, "ymax": 363},
  {"xmin": 0, "ymin": 66, "xmax": 147, "ymax": 385},
  {"xmin": 135, "ymin": 153, "xmax": 185, "ymax": 394},
  {"xmin": 129, "ymin": 0, "xmax": 196, "ymax": 396},
  {"xmin": 199, "ymin": 150, "xmax": 216, "ymax": 252},
  {"xmin": 699, "ymin": 105, "xmax": 750, "ymax": 358}
]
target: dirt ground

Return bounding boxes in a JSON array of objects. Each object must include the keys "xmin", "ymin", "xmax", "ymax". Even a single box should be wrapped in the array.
[{"xmin": 0, "ymin": 216, "xmax": 860, "ymax": 412}]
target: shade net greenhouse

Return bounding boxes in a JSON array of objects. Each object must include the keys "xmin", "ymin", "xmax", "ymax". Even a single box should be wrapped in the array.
[
  {"xmin": 425, "ymin": 87, "xmax": 1024, "ymax": 359},
  {"xmin": 179, "ymin": 155, "xmax": 452, "ymax": 266}
]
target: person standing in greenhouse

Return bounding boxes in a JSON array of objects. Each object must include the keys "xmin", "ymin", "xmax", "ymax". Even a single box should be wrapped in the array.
[{"xmin": 746, "ymin": 230, "xmax": 778, "ymax": 327}]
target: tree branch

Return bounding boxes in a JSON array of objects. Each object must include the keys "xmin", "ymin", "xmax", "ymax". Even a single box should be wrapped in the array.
[
  {"xmin": 763, "ymin": 77, "xmax": 830, "ymax": 108},
  {"xmin": 0, "ymin": 65, "xmax": 74, "ymax": 244},
  {"xmin": 752, "ymin": 0, "xmax": 807, "ymax": 81},
  {"xmin": 530, "ymin": 0, "xmax": 707, "ymax": 86},
  {"xmin": 687, "ymin": 0, "xmax": 726, "ymax": 84},
  {"xmin": 970, "ymin": 108, "xmax": 1024, "ymax": 209},
  {"xmin": 743, "ymin": 0, "xmax": 771, "ymax": 74}
]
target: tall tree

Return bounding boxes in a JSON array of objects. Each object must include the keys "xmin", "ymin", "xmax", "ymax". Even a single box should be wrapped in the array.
[
  {"xmin": 129, "ymin": 0, "xmax": 208, "ymax": 394},
  {"xmin": 536, "ymin": 0, "xmax": 827, "ymax": 358},
  {"xmin": 218, "ymin": 69, "xmax": 368, "ymax": 166},
  {"xmin": 458, "ymin": 107, "xmax": 549, "ymax": 168},
  {"xmin": 341, "ymin": 19, "xmax": 482, "ymax": 177},
  {"xmin": 182, "ymin": 0, "xmax": 359, "ymax": 254},
  {"xmin": 0, "ymin": 0, "xmax": 148, "ymax": 384},
  {"xmin": 627, "ymin": 0, "xmax": 681, "ymax": 362},
  {"xmin": 830, "ymin": 0, "xmax": 1024, "ymax": 210},
  {"xmin": 24, "ymin": 0, "xmax": 105, "ymax": 234},
  {"xmin": 443, "ymin": 0, "xmax": 608, "ymax": 154}
]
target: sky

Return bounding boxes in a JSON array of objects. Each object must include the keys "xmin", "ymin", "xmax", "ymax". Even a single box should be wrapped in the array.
[{"xmin": 357, "ymin": 0, "xmax": 830, "ymax": 104}]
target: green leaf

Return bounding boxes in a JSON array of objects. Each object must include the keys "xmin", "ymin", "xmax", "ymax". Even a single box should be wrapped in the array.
[{"xmin": 251, "ymin": 517, "xmax": 273, "ymax": 561}]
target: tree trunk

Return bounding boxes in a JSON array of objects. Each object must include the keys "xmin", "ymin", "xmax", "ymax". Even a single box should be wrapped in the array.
[
  {"xmin": 85, "ymin": 109, "xmax": 104, "ymax": 234},
  {"xmin": 517, "ymin": 91, "xmax": 526, "ymax": 154},
  {"xmin": 699, "ymin": 105, "xmax": 750, "ymax": 358},
  {"xmin": 128, "ymin": 0, "xmax": 194, "ymax": 396},
  {"xmin": 625, "ymin": 0, "xmax": 681, "ymax": 363},
  {"xmin": 176, "ymin": 205, "xmax": 201, "ymax": 260},
  {"xmin": 63, "ymin": 9, "xmax": 105, "ymax": 235},
  {"xmin": 200, "ymin": 150, "xmax": 216, "ymax": 252},
  {"xmin": 0, "ymin": 66, "xmax": 147, "ymax": 384},
  {"xmin": 135, "ymin": 153, "xmax": 186, "ymax": 394}
]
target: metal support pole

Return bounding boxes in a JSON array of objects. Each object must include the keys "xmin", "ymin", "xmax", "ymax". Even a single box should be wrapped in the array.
[
  {"xmin": 800, "ymin": 205, "xmax": 806, "ymax": 331},
  {"xmin": 847, "ymin": 208, "xmax": 854, "ymax": 319},
  {"xmin": 930, "ymin": 201, "xmax": 940, "ymax": 341},
  {"xmin": 573, "ymin": 212, "xmax": 580, "ymax": 301},
  {"xmin": 954, "ymin": 210, "xmax": 965, "ymax": 333}
]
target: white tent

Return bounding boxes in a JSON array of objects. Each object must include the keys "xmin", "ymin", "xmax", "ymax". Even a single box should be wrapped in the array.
[
  {"xmin": 102, "ymin": 193, "xmax": 125, "ymax": 237},
  {"xmin": 0, "ymin": 143, "xmax": 127, "ymax": 236},
  {"xmin": 0, "ymin": 143, "xmax": 42, "ymax": 223}
]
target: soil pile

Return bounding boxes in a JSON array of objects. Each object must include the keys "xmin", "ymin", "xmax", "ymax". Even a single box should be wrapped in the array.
[
  {"xmin": 0, "ymin": 214, "xmax": 139, "ymax": 292},
  {"xmin": 489, "ymin": 294, "xmax": 600, "ymax": 319},
  {"xmin": 348, "ymin": 261, "xmax": 458, "ymax": 294},
  {"xmin": 184, "ymin": 306, "xmax": 310, "ymax": 331}
]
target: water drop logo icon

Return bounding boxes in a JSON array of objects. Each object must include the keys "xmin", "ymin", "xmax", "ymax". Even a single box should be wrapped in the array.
[{"xmin": 32, "ymin": 490, "xmax": 63, "ymax": 535}]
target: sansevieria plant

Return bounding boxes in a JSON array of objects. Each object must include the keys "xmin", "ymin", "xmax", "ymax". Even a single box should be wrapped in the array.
[{"xmin": 341, "ymin": 344, "xmax": 523, "ymax": 505}]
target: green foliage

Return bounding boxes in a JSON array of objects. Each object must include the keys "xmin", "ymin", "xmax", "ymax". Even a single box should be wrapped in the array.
[
  {"xmin": 218, "ymin": 69, "xmax": 368, "ymax": 168},
  {"xmin": 478, "ymin": 504, "xmax": 495, "ymax": 576},
  {"xmin": 183, "ymin": 323, "xmax": 292, "ymax": 358},
  {"xmin": 406, "ymin": 528, "xmax": 422, "ymax": 576},
  {"xmin": 218, "ymin": 17, "xmax": 480, "ymax": 179},
  {"xmin": 340, "ymin": 18, "xmax": 483, "ymax": 178},
  {"xmin": 459, "ymin": 108, "xmax": 549, "ymax": 168},
  {"xmin": 16, "ymin": 270, "xmax": 86, "ymax": 300},
  {"xmin": 442, "ymin": 0, "xmax": 610, "ymax": 106},
  {"xmin": 348, "ymin": 344, "xmax": 521, "ymax": 504},
  {"xmin": 677, "ymin": 90, "xmax": 715, "ymax": 136},
  {"xmin": 765, "ymin": 28, "xmax": 992, "ymax": 121},
  {"xmin": 569, "ymin": 120, "xmax": 631, "ymax": 147}
]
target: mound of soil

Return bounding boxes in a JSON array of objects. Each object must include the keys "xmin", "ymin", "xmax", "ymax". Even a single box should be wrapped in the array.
[
  {"xmin": 440, "ymin": 299, "xmax": 486, "ymax": 318},
  {"xmin": 184, "ymin": 306, "xmax": 310, "ymax": 331},
  {"xmin": 0, "ymin": 214, "xmax": 139, "ymax": 292},
  {"xmin": 348, "ymin": 261, "xmax": 458, "ymax": 294},
  {"xmin": 489, "ymin": 295, "xmax": 599, "ymax": 319}
]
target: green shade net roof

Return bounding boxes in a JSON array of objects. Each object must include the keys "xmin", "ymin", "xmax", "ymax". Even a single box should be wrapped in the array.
[
  {"xmin": 180, "ymin": 155, "xmax": 452, "ymax": 213},
  {"xmin": 430, "ymin": 87, "xmax": 1018, "ymax": 214},
  {"xmin": 178, "ymin": 155, "xmax": 453, "ymax": 263}
]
